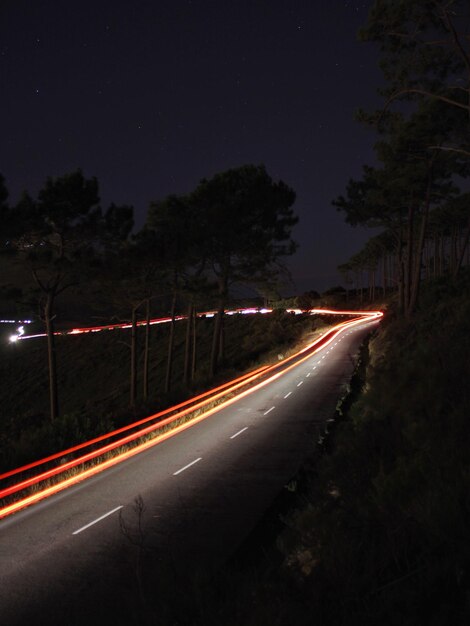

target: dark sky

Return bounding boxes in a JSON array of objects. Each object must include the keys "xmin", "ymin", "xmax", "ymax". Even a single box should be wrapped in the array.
[{"xmin": 1, "ymin": 0, "xmax": 382, "ymax": 293}]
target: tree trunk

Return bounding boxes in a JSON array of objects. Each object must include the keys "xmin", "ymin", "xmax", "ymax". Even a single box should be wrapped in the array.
[
  {"xmin": 423, "ymin": 239, "xmax": 429, "ymax": 282},
  {"xmin": 397, "ymin": 232, "xmax": 405, "ymax": 313},
  {"xmin": 130, "ymin": 305, "xmax": 138, "ymax": 407},
  {"xmin": 183, "ymin": 301, "xmax": 193, "ymax": 387},
  {"xmin": 404, "ymin": 204, "xmax": 414, "ymax": 314},
  {"xmin": 143, "ymin": 298, "xmax": 150, "ymax": 401},
  {"xmin": 440, "ymin": 235, "xmax": 445, "ymax": 275},
  {"xmin": 210, "ymin": 294, "xmax": 226, "ymax": 377},
  {"xmin": 407, "ymin": 195, "xmax": 430, "ymax": 318},
  {"xmin": 453, "ymin": 215, "xmax": 470, "ymax": 278},
  {"xmin": 219, "ymin": 308, "xmax": 225, "ymax": 360},
  {"xmin": 165, "ymin": 291, "xmax": 177, "ymax": 393},
  {"xmin": 358, "ymin": 271, "xmax": 363, "ymax": 305},
  {"xmin": 44, "ymin": 292, "xmax": 59, "ymax": 421},
  {"xmin": 382, "ymin": 255, "xmax": 387, "ymax": 297},
  {"xmin": 191, "ymin": 307, "xmax": 197, "ymax": 381}
]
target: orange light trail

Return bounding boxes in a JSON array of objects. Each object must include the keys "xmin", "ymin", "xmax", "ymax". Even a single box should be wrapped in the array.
[
  {"xmin": 0, "ymin": 361, "xmax": 274, "ymax": 483},
  {"xmin": 0, "ymin": 309, "xmax": 382, "ymax": 519},
  {"xmin": 14, "ymin": 306, "xmax": 380, "ymax": 340}
]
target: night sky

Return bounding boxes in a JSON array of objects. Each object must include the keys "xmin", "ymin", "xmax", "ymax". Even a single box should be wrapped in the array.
[{"xmin": 1, "ymin": 0, "xmax": 383, "ymax": 293}]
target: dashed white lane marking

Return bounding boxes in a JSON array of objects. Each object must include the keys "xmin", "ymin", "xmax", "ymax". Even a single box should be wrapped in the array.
[
  {"xmin": 230, "ymin": 427, "xmax": 248, "ymax": 439},
  {"xmin": 173, "ymin": 457, "xmax": 202, "ymax": 475},
  {"xmin": 306, "ymin": 372, "xmax": 311, "ymax": 377},
  {"xmin": 73, "ymin": 505, "xmax": 123, "ymax": 535},
  {"xmin": 264, "ymin": 406, "xmax": 275, "ymax": 415},
  {"xmin": 284, "ymin": 392, "xmax": 292, "ymax": 398},
  {"xmin": 312, "ymin": 365, "xmax": 317, "ymax": 369},
  {"xmin": 297, "ymin": 381, "xmax": 303, "ymax": 387}
]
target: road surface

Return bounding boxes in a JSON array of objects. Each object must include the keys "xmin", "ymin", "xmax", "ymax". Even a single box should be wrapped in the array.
[{"xmin": 0, "ymin": 319, "xmax": 378, "ymax": 625}]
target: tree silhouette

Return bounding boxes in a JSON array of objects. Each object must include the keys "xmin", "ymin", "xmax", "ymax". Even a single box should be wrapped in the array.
[
  {"xmin": 335, "ymin": 99, "xmax": 467, "ymax": 315},
  {"xmin": 146, "ymin": 194, "xmax": 203, "ymax": 392},
  {"xmin": 14, "ymin": 170, "xmax": 101, "ymax": 420},
  {"xmin": 360, "ymin": 0, "xmax": 470, "ymax": 157},
  {"xmin": 189, "ymin": 164, "xmax": 297, "ymax": 376}
]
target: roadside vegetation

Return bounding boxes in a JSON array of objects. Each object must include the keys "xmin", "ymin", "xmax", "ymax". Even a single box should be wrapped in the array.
[
  {"xmin": 0, "ymin": 164, "xmax": 298, "ymax": 426},
  {"xmin": 334, "ymin": 0, "xmax": 470, "ymax": 315},
  {"xmin": 157, "ymin": 269, "xmax": 469, "ymax": 626},
  {"xmin": 0, "ymin": 309, "xmax": 331, "ymax": 473}
]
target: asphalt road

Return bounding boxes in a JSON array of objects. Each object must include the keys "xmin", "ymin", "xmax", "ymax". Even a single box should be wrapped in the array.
[{"xmin": 0, "ymin": 319, "xmax": 378, "ymax": 625}]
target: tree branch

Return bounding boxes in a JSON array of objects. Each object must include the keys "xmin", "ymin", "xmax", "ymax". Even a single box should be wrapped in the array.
[
  {"xmin": 383, "ymin": 87, "xmax": 470, "ymax": 113},
  {"xmin": 31, "ymin": 268, "xmax": 47, "ymax": 293},
  {"xmin": 438, "ymin": 2, "xmax": 470, "ymax": 75},
  {"xmin": 428, "ymin": 145, "xmax": 470, "ymax": 157}
]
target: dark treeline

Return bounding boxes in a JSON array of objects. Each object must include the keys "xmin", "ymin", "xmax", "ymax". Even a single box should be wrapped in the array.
[
  {"xmin": 0, "ymin": 164, "xmax": 297, "ymax": 421},
  {"xmin": 334, "ymin": 0, "xmax": 470, "ymax": 317}
]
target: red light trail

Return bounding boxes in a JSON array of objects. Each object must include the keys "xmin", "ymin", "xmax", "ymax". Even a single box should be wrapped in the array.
[{"xmin": 0, "ymin": 308, "xmax": 382, "ymax": 519}]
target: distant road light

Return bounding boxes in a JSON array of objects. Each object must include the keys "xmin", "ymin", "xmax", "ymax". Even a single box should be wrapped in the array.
[{"xmin": 8, "ymin": 325, "xmax": 25, "ymax": 343}]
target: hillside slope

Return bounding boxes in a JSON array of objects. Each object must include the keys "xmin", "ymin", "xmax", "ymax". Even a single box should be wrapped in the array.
[
  {"xmin": 0, "ymin": 310, "xmax": 325, "ymax": 471},
  {"xmin": 192, "ymin": 272, "xmax": 470, "ymax": 626}
]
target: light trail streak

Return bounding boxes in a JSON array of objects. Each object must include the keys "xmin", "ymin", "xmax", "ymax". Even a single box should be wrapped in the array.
[
  {"xmin": 0, "ymin": 363, "xmax": 277, "ymax": 498},
  {"xmin": 2, "ymin": 311, "xmax": 378, "ymax": 485},
  {"xmin": 13, "ymin": 307, "xmax": 381, "ymax": 341},
  {"xmin": 0, "ymin": 308, "xmax": 382, "ymax": 519},
  {"xmin": 0, "ymin": 362, "xmax": 273, "ymax": 483}
]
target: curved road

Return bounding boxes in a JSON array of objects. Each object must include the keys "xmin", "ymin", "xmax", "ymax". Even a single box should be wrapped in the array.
[{"xmin": 0, "ymin": 318, "xmax": 378, "ymax": 624}]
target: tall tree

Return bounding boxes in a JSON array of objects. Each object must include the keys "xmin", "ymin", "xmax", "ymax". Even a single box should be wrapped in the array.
[
  {"xmin": 146, "ymin": 194, "xmax": 201, "ymax": 393},
  {"xmin": 335, "ymin": 99, "xmax": 466, "ymax": 314},
  {"xmin": 360, "ymin": 0, "xmax": 470, "ymax": 153},
  {"xmin": 15, "ymin": 170, "xmax": 101, "ymax": 421},
  {"xmin": 189, "ymin": 164, "xmax": 297, "ymax": 376},
  {"xmin": 102, "ymin": 202, "xmax": 134, "ymax": 252},
  {"xmin": 98, "ymin": 225, "xmax": 165, "ymax": 408}
]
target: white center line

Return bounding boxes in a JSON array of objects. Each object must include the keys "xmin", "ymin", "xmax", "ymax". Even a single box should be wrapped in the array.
[
  {"xmin": 72, "ymin": 505, "xmax": 123, "ymax": 535},
  {"xmin": 264, "ymin": 406, "xmax": 275, "ymax": 415},
  {"xmin": 297, "ymin": 381, "xmax": 303, "ymax": 387},
  {"xmin": 230, "ymin": 427, "xmax": 248, "ymax": 439},
  {"xmin": 173, "ymin": 457, "xmax": 202, "ymax": 475},
  {"xmin": 284, "ymin": 392, "xmax": 292, "ymax": 398}
]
